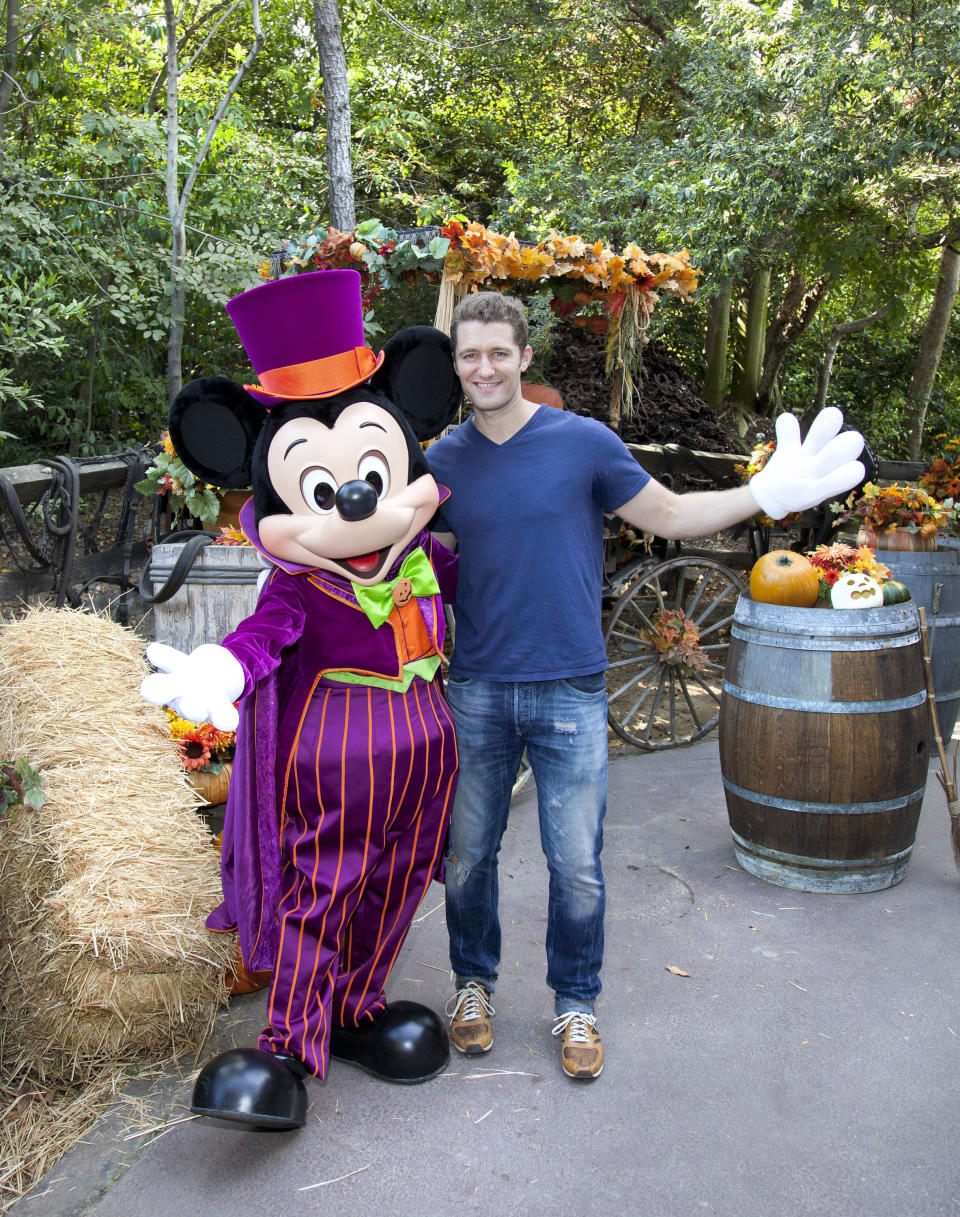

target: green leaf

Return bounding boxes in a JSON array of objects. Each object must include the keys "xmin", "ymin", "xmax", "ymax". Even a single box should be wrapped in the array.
[{"xmin": 0, "ymin": 760, "xmax": 43, "ymax": 813}]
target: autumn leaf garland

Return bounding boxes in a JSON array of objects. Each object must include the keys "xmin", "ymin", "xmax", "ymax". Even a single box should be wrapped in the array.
[{"xmin": 268, "ymin": 217, "xmax": 700, "ymax": 305}]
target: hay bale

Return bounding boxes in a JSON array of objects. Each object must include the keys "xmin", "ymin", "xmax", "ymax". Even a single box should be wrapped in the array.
[{"xmin": 0, "ymin": 607, "xmax": 231, "ymax": 1084}]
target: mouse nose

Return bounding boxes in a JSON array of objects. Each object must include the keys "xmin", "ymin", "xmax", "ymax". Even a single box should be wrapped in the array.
[{"xmin": 336, "ymin": 480, "xmax": 378, "ymax": 522}]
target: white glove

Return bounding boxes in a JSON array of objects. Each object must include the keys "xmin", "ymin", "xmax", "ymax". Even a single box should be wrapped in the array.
[
  {"xmin": 140, "ymin": 642, "xmax": 245, "ymax": 732},
  {"xmin": 749, "ymin": 406, "xmax": 865, "ymax": 521}
]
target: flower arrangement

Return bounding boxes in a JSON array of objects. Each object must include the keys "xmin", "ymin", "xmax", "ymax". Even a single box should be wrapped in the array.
[
  {"xmin": 165, "ymin": 709, "xmax": 236, "ymax": 775},
  {"xmin": 734, "ymin": 440, "xmax": 801, "ymax": 527},
  {"xmin": 641, "ymin": 608, "xmax": 708, "ymax": 675},
  {"xmin": 918, "ymin": 437, "xmax": 960, "ymax": 536},
  {"xmin": 805, "ymin": 542, "xmax": 891, "ymax": 600},
  {"xmin": 830, "ymin": 482, "xmax": 948, "ymax": 538},
  {"xmin": 135, "ymin": 431, "xmax": 227, "ymax": 526},
  {"xmin": 919, "ymin": 436, "xmax": 960, "ymax": 501}
]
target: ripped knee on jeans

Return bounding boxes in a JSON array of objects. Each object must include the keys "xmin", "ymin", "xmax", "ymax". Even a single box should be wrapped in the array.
[{"xmin": 445, "ymin": 850, "xmax": 471, "ymax": 886}]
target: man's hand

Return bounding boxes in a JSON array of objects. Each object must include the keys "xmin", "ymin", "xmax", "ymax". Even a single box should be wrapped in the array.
[
  {"xmin": 140, "ymin": 642, "xmax": 245, "ymax": 732},
  {"xmin": 749, "ymin": 407, "xmax": 865, "ymax": 521}
]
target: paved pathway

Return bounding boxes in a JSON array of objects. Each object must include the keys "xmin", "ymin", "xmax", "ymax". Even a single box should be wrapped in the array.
[{"xmin": 13, "ymin": 740, "xmax": 960, "ymax": 1217}]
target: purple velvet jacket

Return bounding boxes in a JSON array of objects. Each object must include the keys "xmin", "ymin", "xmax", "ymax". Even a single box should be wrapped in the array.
[{"xmin": 207, "ymin": 501, "xmax": 458, "ymax": 971}]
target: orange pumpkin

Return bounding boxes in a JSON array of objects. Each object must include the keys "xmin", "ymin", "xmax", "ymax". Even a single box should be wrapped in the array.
[{"xmin": 749, "ymin": 550, "xmax": 820, "ymax": 607}]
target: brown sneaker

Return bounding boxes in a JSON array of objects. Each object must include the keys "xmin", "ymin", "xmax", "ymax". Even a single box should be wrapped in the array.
[
  {"xmin": 445, "ymin": 982, "xmax": 494, "ymax": 1055},
  {"xmin": 552, "ymin": 1011, "xmax": 603, "ymax": 1080}
]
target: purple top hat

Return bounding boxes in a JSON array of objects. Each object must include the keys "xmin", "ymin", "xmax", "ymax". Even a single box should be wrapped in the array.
[{"xmin": 225, "ymin": 268, "xmax": 384, "ymax": 406}]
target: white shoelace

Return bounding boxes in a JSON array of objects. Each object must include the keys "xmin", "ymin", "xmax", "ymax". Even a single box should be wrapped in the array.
[
  {"xmin": 445, "ymin": 981, "xmax": 495, "ymax": 1022},
  {"xmin": 552, "ymin": 1011, "xmax": 599, "ymax": 1042}
]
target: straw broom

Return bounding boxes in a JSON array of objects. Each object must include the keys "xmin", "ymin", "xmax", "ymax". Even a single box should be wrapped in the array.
[{"xmin": 918, "ymin": 606, "xmax": 960, "ymax": 868}]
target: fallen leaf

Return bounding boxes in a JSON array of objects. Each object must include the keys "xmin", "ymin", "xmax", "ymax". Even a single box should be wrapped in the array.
[{"xmin": 666, "ymin": 965, "xmax": 690, "ymax": 977}]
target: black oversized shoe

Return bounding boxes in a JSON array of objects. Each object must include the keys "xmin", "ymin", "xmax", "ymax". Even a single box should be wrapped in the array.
[
  {"xmin": 329, "ymin": 1000, "xmax": 450, "ymax": 1084},
  {"xmin": 191, "ymin": 1047, "xmax": 308, "ymax": 1130}
]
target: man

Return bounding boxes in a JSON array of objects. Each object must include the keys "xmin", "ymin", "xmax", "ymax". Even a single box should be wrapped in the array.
[{"xmin": 425, "ymin": 291, "xmax": 864, "ymax": 1081}]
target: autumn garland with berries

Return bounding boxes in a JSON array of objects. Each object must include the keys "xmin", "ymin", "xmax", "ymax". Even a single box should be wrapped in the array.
[
  {"xmin": 271, "ymin": 218, "xmax": 698, "ymax": 321},
  {"xmin": 268, "ymin": 218, "xmax": 700, "ymax": 421}
]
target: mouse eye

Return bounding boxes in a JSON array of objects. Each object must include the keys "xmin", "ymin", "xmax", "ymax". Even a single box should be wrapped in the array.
[
  {"xmin": 357, "ymin": 451, "xmax": 390, "ymax": 499},
  {"xmin": 300, "ymin": 467, "xmax": 339, "ymax": 515}
]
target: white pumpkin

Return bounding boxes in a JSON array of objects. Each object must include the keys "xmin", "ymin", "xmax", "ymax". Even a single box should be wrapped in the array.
[{"xmin": 830, "ymin": 572, "xmax": 884, "ymax": 609}]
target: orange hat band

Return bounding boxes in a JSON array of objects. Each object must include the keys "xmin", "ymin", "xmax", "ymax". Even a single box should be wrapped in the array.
[{"xmin": 247, "ymin": 346, "xmax": 381, "ymax": 400}]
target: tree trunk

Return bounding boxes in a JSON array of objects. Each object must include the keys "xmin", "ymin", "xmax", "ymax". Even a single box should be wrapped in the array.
[
  {"xmin": 702, "ymin": 280, "xmax": 731, "ymax": 410},
  {"xmin": 163, "ymin": 0, "xmax": 264, "ymax": 405},
  {"xmin": 74, "ymin": 276, "xmax": 111, "ymax": 457},
  {"xmin": 0, "ymin": 0, "xmax": 18, "ymax": 142},
  {"xmin": 313, "ymin": 0, "xmax": 355, "ymax": 230},
  {"xmin": 756, "ymin": 272, "xmax": 830, "ymax": 408},
  {"xmin": 730, "ymin": 267, "xmax": 770, "ymax": 414},
  {"xmin": 164, "ymin": 0, "xmax": 183, "ymax": 405},
  {"xmin": 812, "ymin": 304, "xmax": 891, "ymax": 414},
  {"xmin": 905, "ymin": 244, "xmax": 960, "ymax": 459}
]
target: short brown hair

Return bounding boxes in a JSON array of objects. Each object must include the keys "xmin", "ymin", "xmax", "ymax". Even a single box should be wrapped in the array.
[{"xmin": 451, "ymin": 291, "xmax": 528, "ymax": 354}]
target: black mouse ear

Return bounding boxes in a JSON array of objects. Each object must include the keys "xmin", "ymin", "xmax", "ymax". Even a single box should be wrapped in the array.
[
  {"xmin": 370, "ymin": 326, "xmax": 462, "ymax": 441},
  {"xmin": 168, "ymin": 378, "xmax": 265, "ymax": 488}
]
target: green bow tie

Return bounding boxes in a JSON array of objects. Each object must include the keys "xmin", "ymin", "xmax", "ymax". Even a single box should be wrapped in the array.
[{"xmin": 352, "ymin": 547, "xmax": 440, "ymax": 629}]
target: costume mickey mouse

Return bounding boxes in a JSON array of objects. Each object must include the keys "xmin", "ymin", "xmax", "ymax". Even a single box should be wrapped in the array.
[{"xmin": 141, "ymin": 269, "xmax": 462, "ymax": 1129}]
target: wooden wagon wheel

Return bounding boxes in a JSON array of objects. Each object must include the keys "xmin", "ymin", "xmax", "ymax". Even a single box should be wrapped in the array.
[{"xmin": 603, "ymin": 555, "xmax": 744, "ymax": 750}]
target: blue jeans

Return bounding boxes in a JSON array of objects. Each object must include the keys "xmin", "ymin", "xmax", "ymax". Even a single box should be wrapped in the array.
[{"xmin": 443, "ymin": 674, "xmax": 608, "ymax": 1017}]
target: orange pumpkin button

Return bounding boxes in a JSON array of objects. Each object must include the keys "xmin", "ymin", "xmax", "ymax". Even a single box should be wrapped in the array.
[{"xmin": 393, "ymin": 577, "xmax": 413, "ymax": 606}]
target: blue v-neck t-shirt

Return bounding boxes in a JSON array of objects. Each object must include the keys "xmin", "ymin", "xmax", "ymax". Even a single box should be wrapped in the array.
[{"xmin": 426, "ymin": 406, "xmax": 650, "ymax": 681}]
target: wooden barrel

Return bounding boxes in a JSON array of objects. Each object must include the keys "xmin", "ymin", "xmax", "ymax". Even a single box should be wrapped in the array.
[
  {"xmin": 148, "ymin": 542, "xmax": 267, "ymax": 653},
  {"xmin": 872, "ymin": 542, "xmax": 960, "ymax": 745},
  {"xmin": 718, "ymin": 596, "xmax": 929, "ymax": 893}
]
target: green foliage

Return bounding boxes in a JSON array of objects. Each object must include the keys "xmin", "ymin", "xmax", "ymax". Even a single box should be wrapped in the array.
[
  {"xmin": 281, "ymin": 219, "xmax": 450, "ymax": 292},
  {"xmin": 0, "ymin": 0, "xmax": 329, "ymax": 460},
  {"xmin": 0, "ymin": 0, "xmax": 956, "ymax": 463},
  {"xmin": 134, "ymin": 446, "xmax": 224, "ymax": 524},
  {"xmin": 0, "ymin": 760, "xmax": 44, "ymax": 819},
  {"xmin": 525, "ymin": 291, "xmax": 562, "ymax": 383}
]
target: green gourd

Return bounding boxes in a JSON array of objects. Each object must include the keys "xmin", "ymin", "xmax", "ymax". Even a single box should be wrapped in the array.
[{"xmin": 881, "ymin": 579, "xmax": 912, "ymax": 605}]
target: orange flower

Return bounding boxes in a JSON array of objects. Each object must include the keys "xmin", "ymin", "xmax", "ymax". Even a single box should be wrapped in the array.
[{"xmin": 177, "ymin": 729, "xmax": 212, "ymax": 772}]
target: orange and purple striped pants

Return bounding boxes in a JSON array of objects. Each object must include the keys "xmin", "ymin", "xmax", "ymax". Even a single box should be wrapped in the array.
[{"xmin": 259, "ymin": 675, "xmax": 457, "ymax": 1077}]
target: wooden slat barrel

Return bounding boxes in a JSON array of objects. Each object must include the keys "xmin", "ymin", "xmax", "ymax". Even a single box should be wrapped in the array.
[
  {"xmin": 148, "ymin": 543, "xmax": 267, "ymax": 653},
  {"xmin": 718, "ymin": 596, "xmax": 929, "ymax": 893},
  {"xmin": 870, "ymin": 542, "xmax": 960, "ymax": 745}
]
